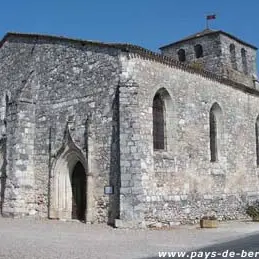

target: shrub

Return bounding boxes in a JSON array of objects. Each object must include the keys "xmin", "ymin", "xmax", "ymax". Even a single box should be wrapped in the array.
[
  {"xmin": 190, "ymin": 61, "xmax": 204, "ymax": 71},
  {"xmin": 246, "ymin": 201, "xmax": 259, "ymax": 218}
]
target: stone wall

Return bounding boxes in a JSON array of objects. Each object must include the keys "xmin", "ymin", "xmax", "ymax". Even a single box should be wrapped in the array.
[
  {"xmin": 220, "ymin": 34, "xmax": 257, "ymax": 86},
  {"xmin": 1, "ymin": 33, "xmax": 259, "ymax": 227},
  {"xmin": 160, "ymin": 33, "xmax": 222, "ymax": 76},
  {"xmin": 160, "ymin": 32, "xmax": 257, "ymax": 88},
  {"xmin": 118, "ymin": 55, "xmax": 259, "ymax": 226},
  {"xmin": 0, "ymin": 36, "xmax": 39, "ymax": 216},
  {"xmin": 0, "ymin": 35, "xmax": 122, "ymax": 223}
]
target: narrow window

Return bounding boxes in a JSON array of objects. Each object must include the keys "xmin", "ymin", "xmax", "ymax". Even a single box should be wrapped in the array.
[
  {"xmin": 210, "ymin": 111, "xmax": 217, "ymax": 162},
  {"xmin": 241, "ymin": 48, "xmax": 248, "ymax": 74},
  {"xmin": 194, "ymin": 44, "xmax": 203, "ymax": 58},
  {"xmin": 256, "ymin": 116, "xmax": 259, "ymax": 167},
  {"xmin": 209, "ymin": 103, "xmax": 222, "ymax": 162},
  {"xmin": 153, "ymin": 94, "xmax": 165, "ymax": 150},
  {"xmin": 4, "ymin": 95, "xmax": 8, "ymax": 129},
  {"xmin": 229, "ymin": 44, "xmax": 237, "ymax": 70},
  {"xmin": 0, "ymin": 94, "xmax": 9, "ymax": 137},
  {"xmin": 5, "ymin": 95, "xmax": 9, "ymax": 117},
  {"xmin": 178, "ymin": 49, "xmax": 186, "ymax": 62}
]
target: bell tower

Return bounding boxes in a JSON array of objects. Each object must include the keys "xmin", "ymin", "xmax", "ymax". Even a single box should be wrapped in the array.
[{"xmin": 160, "ymin": 29, "xmax": 258, "ymax": 88}]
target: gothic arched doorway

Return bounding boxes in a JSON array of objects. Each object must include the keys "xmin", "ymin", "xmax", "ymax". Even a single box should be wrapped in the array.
[
  {"xmin": 71, "ymin": 161, "xmax": 86, "ymax": 221},
  {"xmin": 49, "ymin": 143, "xmax": 93, "ymax": 222}
]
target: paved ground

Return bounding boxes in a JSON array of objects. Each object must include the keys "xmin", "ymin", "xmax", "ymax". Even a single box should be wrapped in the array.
[
  {"xmin": 0, "ymin": 218, "xmax": 259, "ymax": 259},
  {"xmin": 146, "ymin": 233, "xmax": 259, "ymax": 259}
]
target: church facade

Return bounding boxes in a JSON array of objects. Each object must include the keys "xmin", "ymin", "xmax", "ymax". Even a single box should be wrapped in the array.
[{"xmin": 0, "ymin": 29, "xmax": 258, "ymax": 227}]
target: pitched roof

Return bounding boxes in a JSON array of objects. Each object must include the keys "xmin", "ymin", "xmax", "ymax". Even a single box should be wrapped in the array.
[
  {"xmin": 0, "ymin": 32, "xmax": 259, "ymax": 98},
  {"xmin": 159, "ymin": 29, "xmax": 257, "ymax": 50},
  {"xmin": 0, "ymin": 32, "xmax": 145, "ymax": 51}
]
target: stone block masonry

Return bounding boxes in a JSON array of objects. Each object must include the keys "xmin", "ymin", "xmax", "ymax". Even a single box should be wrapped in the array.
[
  {"xmin": 118, "ymin": 54, "xmax": 259, "ymax": 226},
  {"xmin": 0, "ymin": 30, "xmax": 258, "ymax": 228}
]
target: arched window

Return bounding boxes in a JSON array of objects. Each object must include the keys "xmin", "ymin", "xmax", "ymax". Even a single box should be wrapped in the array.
[
  {"xmin": 5, "ymin": 95, "xmax": 9, "ymax": 117},
  {"xmin": 153, "ymin": 94, "xmax": 165, "ymax": 150},
  {"xmin": 194, "ymin": 44, "xmax": 203, "ymax": 58},
  {"xmin": 0, "ymin": 94, "xmax": 9, "ymax": 137},
  {"xmin": 229, "ymin": 44, "xmax": 237, "ymax": 70},
  {"xmin": 209, "ymin": 103, "xmax": 222, "ymax": 162},
  {"xmin": 241, "ymin": 48, "xmax": 248, "ymax": 74},
  {"xmin": 255, "ymin": 116, "xmax": 259, "ymax": 167},
  {"xmin": 4, "ymin": 95, "xmax": 8, "ymax": 132},
  {"xmin": 178, "ymin": 49, "xmax": 186, "ymax": 62}
]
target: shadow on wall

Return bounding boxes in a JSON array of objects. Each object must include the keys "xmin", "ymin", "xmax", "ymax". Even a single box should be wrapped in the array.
[
  {"xmin": 108, "ymin": 86, "xmax": 121, "ymax": 226},
  {"xmin": 0, "ymin": 137, "xmax": 7, "ymax": 215}
]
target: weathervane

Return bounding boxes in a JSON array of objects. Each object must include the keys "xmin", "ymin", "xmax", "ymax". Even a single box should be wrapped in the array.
[{"xmin": 206, "ymin": 14, "xmax": 216, "ymax": 29}]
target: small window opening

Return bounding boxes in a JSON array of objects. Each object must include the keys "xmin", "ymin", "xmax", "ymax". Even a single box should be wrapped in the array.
[
  {"xmin": 178, "ymin": 49, "xmax": 186, "ymax": 62},
  {"xmin": 241, "ymin": 48, "xmax": 248, "ymax": 74},
  {"xmin": 194, "ymin": 44, "xmax": 203, "ymax": 58},
  {"xmin": 229, "ymin": 44, "xmax": 237, "ymax": 70}
]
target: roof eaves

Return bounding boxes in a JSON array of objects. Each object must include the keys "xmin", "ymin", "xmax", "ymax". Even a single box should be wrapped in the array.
[
  {"xmin": 159, "ymin": 30, "xmax": 219, "ymax": 50},
  {"xmin": 1, "ymin": 32, "xmax": 259, "ymax": 98},
  {"xmin": 0, "ymin": 32, "xmax": 136, "ymax": 51},
  {"xmin": 218, "ymin": 30, "xmax": 257, "ymax": 50},
  {"xmin": 160, "ymin": 30, "xmax": 257, "ymax": 50}
]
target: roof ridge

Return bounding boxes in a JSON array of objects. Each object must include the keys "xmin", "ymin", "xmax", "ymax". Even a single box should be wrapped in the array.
[
  {"xmin": 0, "ymin": 32, "xmax": 142, "ymax": 50},
  {"xmin": 160, "ymin": 29, "xmax": 257, "ymax": 50},
  {"xmin": 1, "ymin": 32, "xmax": 258, "ymax": 97}
]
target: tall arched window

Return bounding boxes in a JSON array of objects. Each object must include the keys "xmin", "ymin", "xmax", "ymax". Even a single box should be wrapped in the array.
[
  {"xmin": 209, "ymin": 103, "xmax": 222, "ymax": 162},
  {"xmin": 229, "ymin": 44, "xmax": 237, "ymax": 70},
  {"xmin": 0, "ymin": 94, "xmax": 9, "ymax": 137},
  {"xmin": 241, "ymin": 48, "xmax": 248, "ymax": 74},
  {"xmin": 255, "ymin": 116, "xmax": 259, "ymax": 167},
  {"xmin": 153, "ymin": 94, "xmax": 165, "ymax": 150},
  {"xmin": 3, "ymin": 95, "xmax": 8, "ymax": 134},
  {"xmin": 5, "ymin": 95, "xmax": 9, "ymax": 117},
  {"xmin": 194, "ymin": 44, "xmax": 203, "ymax": 58},
  {"xmin": 178, "ymin": 49, "xmax": 186, "ymax": 62}
]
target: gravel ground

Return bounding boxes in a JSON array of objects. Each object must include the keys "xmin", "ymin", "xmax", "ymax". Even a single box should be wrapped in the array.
[{"xmin": 0, "ymin": 218, "xmax": 259, "ymax": 259}]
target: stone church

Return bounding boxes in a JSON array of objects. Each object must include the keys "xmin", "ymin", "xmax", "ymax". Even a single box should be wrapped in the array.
[{"xmin": 0, "ymin": 29, "xmax": 258, "ymax": 227}]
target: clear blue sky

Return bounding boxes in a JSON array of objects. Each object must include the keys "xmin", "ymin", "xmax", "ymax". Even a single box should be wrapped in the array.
[{"xmin": 1, "ymin": 0, "xmax": 259, "ymax": 72}]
